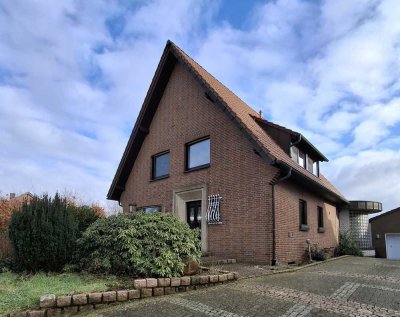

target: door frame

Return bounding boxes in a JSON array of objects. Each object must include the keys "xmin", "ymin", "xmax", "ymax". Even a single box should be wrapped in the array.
[
  {"xmin": 173, "ymin": 184, "xmax": 208, "ymax": 252},
  {"xmin": 385, "ymin": 233, "xmax": 400, "ymax": 260}
]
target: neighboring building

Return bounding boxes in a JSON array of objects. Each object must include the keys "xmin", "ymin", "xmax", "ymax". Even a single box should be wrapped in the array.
[
  {"xmin": 0, "ymin": 192, "xmax": 33, "ymax": 257},
  {"xmin": 370, "ymin": 208, "xmax": 400, "ymax": 259},
  {"xmin": 108, "ymin": 41, "xmax": 348, "ymax": 264},
  {"xmin": 339, "ymin": 200, "xmax": 382, "ymax": 250}
]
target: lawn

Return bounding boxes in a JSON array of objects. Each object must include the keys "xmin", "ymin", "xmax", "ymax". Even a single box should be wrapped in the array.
[{"xmin": 0, "ymin": 271, "xmax": 127, "ymax": 315}]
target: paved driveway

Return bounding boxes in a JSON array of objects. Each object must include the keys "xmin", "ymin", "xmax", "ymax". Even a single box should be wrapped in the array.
[{"xmin": 83, "ymin": 257, "xmax": 400, "ymax": 317}]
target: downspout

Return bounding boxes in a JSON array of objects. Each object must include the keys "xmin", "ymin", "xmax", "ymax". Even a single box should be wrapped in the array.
[
  {"xmin": 290, "ymin": 134, "xmax": 302, "ymax": 147},
  {"xmin": 270, "ymin": 163, "xmax": 292, "ymax": 266}
]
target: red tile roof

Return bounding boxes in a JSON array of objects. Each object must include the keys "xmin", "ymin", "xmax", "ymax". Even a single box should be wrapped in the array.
[
  {"xmin": 108, "ymin": 41, "xmax": 347, "ymax": 203},
  {"xmin": 170, "ymin": 42, "xmax": 346, "ymax": 202}
]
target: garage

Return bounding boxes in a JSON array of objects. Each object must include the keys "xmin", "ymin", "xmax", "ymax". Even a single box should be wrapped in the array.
[
  {"xmin": 386, "ymin": 234, "xmax": 400, "ymax": 260},
  {"xmin": 370, "ymin": 207, "xmax": 400, "ymax": 259}
]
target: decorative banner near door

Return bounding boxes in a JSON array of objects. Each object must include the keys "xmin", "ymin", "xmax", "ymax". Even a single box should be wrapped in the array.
[{"xmin": 207, "ymin": 194, "xmax": 222, "ymax": 224}]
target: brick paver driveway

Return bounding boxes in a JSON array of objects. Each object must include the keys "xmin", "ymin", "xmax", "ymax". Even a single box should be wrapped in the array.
[{"xmin": 83, "ymin": 257, "xmax": 400, "ymax": 317}]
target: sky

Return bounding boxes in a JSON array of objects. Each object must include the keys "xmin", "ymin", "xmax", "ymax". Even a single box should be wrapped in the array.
[{"xmin": 1, "ymin": 0, "xmax": 400, "ymax": 214}]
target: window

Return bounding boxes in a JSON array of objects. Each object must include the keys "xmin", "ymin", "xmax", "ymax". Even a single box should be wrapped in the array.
[
  {"xmin": 313, "ymin": 161, "xmax": 319, "ymax": 176},
  {"xmin": 291, "ymin": 146, "xmax": 320, "ymax": 177},
  {"xmin": 307, "ymin": 156, "xmax": 313, "ymax": 173},
  {"xmin": 186, "ymin": 137, "xmax": 210, "ymax": 171},
  {"xmin": 299, "ymin": 199, "xmax": 309, "ymax": 231},
  {"xmin": 137, "ymin": 205, "xmax": 161, "ymax": 213},
  {"xmin": 290, "ymin": 146, "xmax": 299, "ymax": 163},
  {"xmin": 317, "ymin": 206, "xmax": 324, "ymax": 232},
  {"xmin": 298, "ymin": 150, "xmax": 306, "ymax": 168},
  {"xmin": 152, "ymin": 151, "xmax": 169, "ymax": 180}
]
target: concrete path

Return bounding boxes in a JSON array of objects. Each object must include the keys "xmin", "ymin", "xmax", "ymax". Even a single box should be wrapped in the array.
[{"xmin": 82, "ymin": 257, "xmax": 400, "ymax": 317}]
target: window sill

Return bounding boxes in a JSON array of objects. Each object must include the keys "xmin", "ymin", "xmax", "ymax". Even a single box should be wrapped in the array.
[
  {"xmin": 150, "ymin": 175, "xmax": 169, "ymax": 182},
  {"xmin": 318, "ymin": 227, "xmax": 325, "ymax": 233},
  {"xmin": 184, "ymin": 164, "xmax": 210, "ymax": 173},
  {"xmin": 299, "ymin": 224, "xmax": 309, "ymax": 232}
]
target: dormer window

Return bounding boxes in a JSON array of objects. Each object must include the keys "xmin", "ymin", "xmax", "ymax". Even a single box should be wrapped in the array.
[{"xmin": 291, "ymin": 146, "xmax": 319, "ymax": 177}]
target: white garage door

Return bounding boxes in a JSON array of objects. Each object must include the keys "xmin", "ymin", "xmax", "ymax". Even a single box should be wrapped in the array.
[{"xmin": 386, "ymin": 234, "xmax": 400, "ymax": 260}]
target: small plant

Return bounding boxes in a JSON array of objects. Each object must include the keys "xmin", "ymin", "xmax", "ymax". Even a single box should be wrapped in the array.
[
  {"xmin": 335, "ymin": 232, "xmax": 363, "ymax": 257},
  {"xmin": 76, "ymin": 212, "xmax": 201, "ymax": 277},
  {"xmin": 310, "ymin": 244, "xmax": 327, "ymax": 261}
]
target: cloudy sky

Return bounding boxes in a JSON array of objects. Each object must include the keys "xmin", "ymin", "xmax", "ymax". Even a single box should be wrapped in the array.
[{"xmin": 1, "ymin": 0, "xmax": 399, "ymax": 213}]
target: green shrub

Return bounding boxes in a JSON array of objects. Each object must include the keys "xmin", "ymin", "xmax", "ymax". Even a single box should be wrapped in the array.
[
  {"xmin": 8, "ymin": 194, "xmax": 102, "ymax": 272},
  {"xmin": 335, "ymin": 232, "xmax": 363, "ymax": 257},
  {"xmin": 76, "ymin": 212, "xmax": 201, "ymax": 277},
  {"xmin": 310, "ymin": 244, "xmax": 327, "ymax": 261},
  {"xmin": 71, "ymin": 205, "xmax": 105, "ymax": 237}
]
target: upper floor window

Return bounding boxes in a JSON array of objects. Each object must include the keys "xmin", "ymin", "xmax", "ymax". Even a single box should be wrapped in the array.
[
  {"xmin": 291, "ymin": 146, "xmax": 319, "ymax": 177},
  {"xmin": 152, "ymin": 151, "xmax": 169, "ymax": 180},
  {"xmin": 186, "ymin": 137, "xmax": 210, "ymax": 171}
]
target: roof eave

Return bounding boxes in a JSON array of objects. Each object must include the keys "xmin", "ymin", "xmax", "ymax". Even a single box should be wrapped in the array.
[
  {"xmin": 272, "ymin": 159, "xmax": 348, "ymax": 205},
  {"xmin": 298, "ymin": 134, "xmax": 329, "ymax": 162}
]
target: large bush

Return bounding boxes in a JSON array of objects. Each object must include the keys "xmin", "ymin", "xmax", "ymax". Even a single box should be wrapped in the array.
[
  {"xmin": 335, "ymin": 232, "xmax": 363, "ymax": 257},
  {"xmin": 8, "ymin": 194, "xmax": 102, "ymax": 272},
  {"xmin": 76, "ymin": 212, "xmax": 201, "ymax": 277}
]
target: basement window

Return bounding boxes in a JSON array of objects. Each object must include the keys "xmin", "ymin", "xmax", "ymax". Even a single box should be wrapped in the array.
[
  {"xmin": 137, "ymin": 205, "xmax": 161, "ymax": 213},
  {"xmin": 299, "ymin": 199, "xmax": 309, "ymax": 231},
  {"xmin": 151, "ymin": 151, "xmax": 169, "ymax": 180}
]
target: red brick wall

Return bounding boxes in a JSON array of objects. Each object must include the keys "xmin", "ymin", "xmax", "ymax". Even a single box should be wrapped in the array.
[
  {"xmin": 121, "ymin": 63, "xmax": 276, "ymax": 263},
  {"xmin": 120, "ymin": 62, "xmax": 339, "ymax": 264},
  {"xmin": 275, "ymin": 180, "xmax": 339, "ymax": 264}
]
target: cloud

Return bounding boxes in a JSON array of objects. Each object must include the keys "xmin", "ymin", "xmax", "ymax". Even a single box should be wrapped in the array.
[{"xmin": 0, "ymin": 0, "xmax": 399, "ymax": 213}]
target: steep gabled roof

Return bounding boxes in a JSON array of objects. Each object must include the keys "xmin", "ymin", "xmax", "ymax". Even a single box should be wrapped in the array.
[{"xmin": 108, "ymin": 40, "xmax": 347, "ymax": 204}]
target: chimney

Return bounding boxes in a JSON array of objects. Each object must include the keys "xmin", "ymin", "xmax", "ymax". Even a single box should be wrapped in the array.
[
  {"xmin": 9, "ymin": 193, "xmax": 16, "ymax": 200},
  {"xmin": 259, "ymin": 110, "xmax": 263, "ymax": 118}
]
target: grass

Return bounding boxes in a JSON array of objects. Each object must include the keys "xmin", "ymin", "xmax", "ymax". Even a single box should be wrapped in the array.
[{"xmin": 0, "ymin": 271, "xmax": 127, "ymax": 315}]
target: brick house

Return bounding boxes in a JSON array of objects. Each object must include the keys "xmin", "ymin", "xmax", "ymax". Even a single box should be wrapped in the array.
[
  {"xmin": 108, "ymin": 41, "xmax": 348, "ymax": 264},
  {"xmin": 0, "ymin": 192, "xmax": 33, "ymax": 257}
]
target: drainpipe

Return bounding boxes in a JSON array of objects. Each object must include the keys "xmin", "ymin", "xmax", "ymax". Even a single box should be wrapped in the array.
[
  {"xmin": 270, "ymin": 162, "xmax": 292, "ymax": 266},
  {"xmin": 290, "ymin": 134, "xmax": 302, "ymax": 147}
]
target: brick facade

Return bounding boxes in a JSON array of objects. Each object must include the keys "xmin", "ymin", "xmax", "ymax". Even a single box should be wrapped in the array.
[
  {"xmin": 275, "ymin": 181, "xmax": 339, "ymax": 264},
  {"xmin": 119, "ymin": 62, "xmax": 340, "ymax": 264}
]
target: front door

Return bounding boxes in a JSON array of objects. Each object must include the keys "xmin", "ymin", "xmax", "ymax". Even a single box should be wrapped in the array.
[{"xmin": 186, "ymin": 200, "xmax": 202, "ymax": 230}]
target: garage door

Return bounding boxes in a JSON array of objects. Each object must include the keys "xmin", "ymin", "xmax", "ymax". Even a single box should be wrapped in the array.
[{"xmin": 386, "ymin": 234, "xmax": 400, "ymax": 260}]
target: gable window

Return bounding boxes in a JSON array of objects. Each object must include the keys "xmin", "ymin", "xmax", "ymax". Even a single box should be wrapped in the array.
[
  {"xmin": 290, "ymin": 146, "xmax": 299, "ymax": 163},
  {"xmin": 307, "ymin": 156, "xmax": 313, "ymax": 173},
  {"xmin": 298, "ymin": 151, "xmax": 306, "ymax": 168},
  {"xmin": 317, "ymin": 206, "xmax": 325, "ymax": 233},
  {"xmin": 291, "ymin": 146, "xmax": 319, "ymax": 177},
  {"xmin": 313, "ymin": 161, "xmax": 319, "ymax": 176},
  {"xmin": 185, "ymin": 137, "xmax": 210, "ymax": 171},
  {"xmin": 299, "ymin": 199, "xmax": 309, "ymax": 231},
  {"xmin": 151, "ymin": 151, "xmax": 169, "ymax": 180}
]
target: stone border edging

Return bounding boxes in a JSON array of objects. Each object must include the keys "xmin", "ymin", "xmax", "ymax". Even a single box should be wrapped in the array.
[
  {"xmin": 238, "ymin": 255, "xmax": 351, "ymax": 280},
  {"xmin": 8, "ymin": 268, "xmax": 239, "ymax": 317}
]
